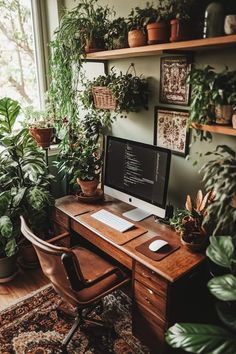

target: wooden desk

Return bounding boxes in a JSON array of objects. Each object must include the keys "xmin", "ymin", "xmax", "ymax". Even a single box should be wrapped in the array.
[{"xmin": 53, "ymin": 195, "xmax": 208, "ymax": 354}]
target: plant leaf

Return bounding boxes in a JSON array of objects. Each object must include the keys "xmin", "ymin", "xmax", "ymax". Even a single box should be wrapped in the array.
[
  {"xmin": 216, "ymin": 301, "xmax": 236, "ymax": 332},
  {"xmin": 166, "ymin": 323, "xmax": 236, "ymax": 354},
  {"xmin": 208, "ymin": 274, "xmax": 236, "ymax": 301},
  {"xmin": 5, "ymin": 238, "xmax": 17, "ymax": 257},
  {"xmin": 0, "ymin": 216, "xmax": 13, "ymax": 238},
  {"xmin": 206, "ymin": 236, "xmax": 234, "ymax": 269}
]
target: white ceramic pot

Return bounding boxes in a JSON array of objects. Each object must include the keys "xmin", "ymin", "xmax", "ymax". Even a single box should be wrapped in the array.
[
  {"xmin": 232, "ymin": 113, "xmax": 236, "ymax": 129},
  {"xmin": 224, "ymin": 15, "xmax": 236, "ymax": 35}
]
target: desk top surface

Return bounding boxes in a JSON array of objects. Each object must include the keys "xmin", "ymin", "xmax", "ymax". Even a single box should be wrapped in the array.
[{"xmin": 55, "ymin": 195, "xmax": 205, "ymax": 282}]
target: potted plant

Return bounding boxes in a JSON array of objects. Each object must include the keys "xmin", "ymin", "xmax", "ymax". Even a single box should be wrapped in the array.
[
  {"xmin": 106, "ymin": 17, "xmax": 128, "ymax": 50},
  {"xmin": 169, "ymin": 0, "xmax": 195, "ymax": 42},
  {"xmin": 57, "ymin": 137, "xmax": 103, "ymax": 198},
  {"xmin": 166, "ymin": 234, "xmax": 236, "ymax": 353},
  {"xmin": 80, "ymin": 65, "xmax": 148, "ymax": 115},
  {"xmin": 0, "ymin": 97, "xmax": 55, "ymax": 269},
  {"xmin": 170, "ymin": 190, "xmax": 215, "ymax": 251},
  {"xmin": 23, "ymin": 106, "xmax": 55, "ymax": 148},
  {"xmin": 127, "ymin": 7, "xmax": 147, "ymax": 47},
  {"xmin": 200, "ymin": 145, "xmax": 236, "ymax": 238},
  {"xmin": 145, "ymin": 0, "xmax": 172, "ymax": 44},
  {"xmin": 0, "ymin": 201, "xmax": 18, "ymax": 283}
]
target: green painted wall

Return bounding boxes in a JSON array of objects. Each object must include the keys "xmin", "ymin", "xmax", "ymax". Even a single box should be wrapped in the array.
[{"xmin": 64, "ymin": 0, "xmax": 236, "ymax": 208}]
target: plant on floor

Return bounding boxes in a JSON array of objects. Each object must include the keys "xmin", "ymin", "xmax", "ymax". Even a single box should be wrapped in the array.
[
  {"xmin": 200, "ymin": 145, "xmax": 236, "ymax": 238},
  {"xmin": 0, "ymin": 97, "xmax": 55, "ymax": 238},
  {"xmin": 166, "ymin": 234, "xmax": 236, "ymax": 354},
  {"xmin": 48, "ymin": 0, "xmax": 113, "ymax": 130},
  {"xmin": 80, "ymin": 65, "xmax": 148, "ymax": 115}
]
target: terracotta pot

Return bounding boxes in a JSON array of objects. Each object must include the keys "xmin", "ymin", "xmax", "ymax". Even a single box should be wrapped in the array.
[
  {"xmin": 170, "ymin": 19, "xmax": 192, "ymax": 42},
  {"xmin": 29, "ymin": 127, "xmax": 54, "ymax": 148},
  {"xmin": 128, "ymin": 29, "xmax": 146, "ymax": 48},
  {"xmin": 77, "ymin": 178, "xmax": 99, "ymax": 197},
  {"xmin": 215, "ymin": 105, "xmax": 233, "ymax": 125},
  {"xmin": 85, "ymin": 38, "xmax": 105, "ymax": 53},
  {"xmin": 0, "ymin": 252, "xmax": 18, "ymax": 283},
  {"xmin": 147, "ymin": 22, "xmax": 169, "ymax": 44}
]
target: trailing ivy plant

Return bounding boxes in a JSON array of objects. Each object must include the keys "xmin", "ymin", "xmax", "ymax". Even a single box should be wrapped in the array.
[
  {"xmin": 200, "ymin": 145, "xmax": 236, "ymax": 237},
  {"xmin": 0, "ymin": 97, "xmax": 55, "ymax": 250},
  {"xmin": 166, "ymin": 235, "xmax": 236, "ymax": 354},
  {"xmin": 80, "ymin": 66, "xmax": 148, "ymax": 115}
]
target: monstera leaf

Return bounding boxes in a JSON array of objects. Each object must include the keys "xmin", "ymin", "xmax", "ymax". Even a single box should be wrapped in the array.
[{"xmin": 166, "ymin": 323, "xmax": 236, "ymax": 354}]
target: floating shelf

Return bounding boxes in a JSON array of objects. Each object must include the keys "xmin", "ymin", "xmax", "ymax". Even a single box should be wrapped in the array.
[
  {"xmin": 87, "ymin": 35, "xmax": 236, "ymax": 60},
  {"xmin": 191, "ymin": 123, "xmax": 236, "ymax": 137}
]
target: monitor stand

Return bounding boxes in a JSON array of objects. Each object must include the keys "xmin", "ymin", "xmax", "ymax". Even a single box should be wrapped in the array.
[{"xmin": 122, "ymin": 208, "xmax": 152, "ymax": 222}]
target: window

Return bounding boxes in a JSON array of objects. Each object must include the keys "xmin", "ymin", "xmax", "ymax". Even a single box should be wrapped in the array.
[{"xmin": 0, "ymin": 0, "xmax": 47, "ymax": 109}]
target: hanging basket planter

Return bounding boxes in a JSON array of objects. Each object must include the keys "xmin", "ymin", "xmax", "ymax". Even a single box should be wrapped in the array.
[{"xmin": 92, "ymin": 86, "xmax": 117, "ymax": 110}]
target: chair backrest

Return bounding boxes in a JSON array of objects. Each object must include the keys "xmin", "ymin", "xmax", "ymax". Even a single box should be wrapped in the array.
[{"xmin": 20, "ymin": 216, "xmax": 84, "ymax": 305}]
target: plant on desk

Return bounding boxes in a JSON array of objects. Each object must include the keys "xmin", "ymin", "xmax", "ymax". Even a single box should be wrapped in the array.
[
  {"xmin": 166, "ymin": 234, "xmax": 236, "ymax": 353},
  {"xmin": 170, "ymin": 189, "xmax": 215, "ymax": 251}
]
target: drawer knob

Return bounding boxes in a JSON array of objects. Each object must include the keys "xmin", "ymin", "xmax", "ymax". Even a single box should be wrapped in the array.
[{"xmin": 145, "ymin": 297, "xmax": 150, "ymax": 304}]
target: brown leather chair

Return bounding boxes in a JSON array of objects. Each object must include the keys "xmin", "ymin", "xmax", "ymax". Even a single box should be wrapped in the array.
[{"xmin": 20, "ymin": 216, "xmax": 129, "ymax": 353}]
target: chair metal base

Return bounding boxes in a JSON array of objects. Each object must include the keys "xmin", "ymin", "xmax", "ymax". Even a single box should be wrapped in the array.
[{"xmin": 61, "ymin": 301, "xmax": 108, "ymax": 353}]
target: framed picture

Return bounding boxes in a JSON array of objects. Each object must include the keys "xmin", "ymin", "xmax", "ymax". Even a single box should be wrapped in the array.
[
  {"xmin": 154, "ymin": 107, "xmax": 190, "ymax": 156},
  {"xmin": 159, "ymin": 56, "xmax": 192, "ymax": 106}
]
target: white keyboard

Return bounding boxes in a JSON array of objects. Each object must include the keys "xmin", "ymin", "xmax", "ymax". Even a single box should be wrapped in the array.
[{"xmin": 91, "ymin": 209, "xmax": 134, "ymax": 233}]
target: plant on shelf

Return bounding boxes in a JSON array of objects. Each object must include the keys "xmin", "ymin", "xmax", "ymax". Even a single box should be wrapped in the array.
[
  {"xmin": 188, "ymin": 66, "xmax": 236, "ymax": 140},
  {"xmin": 127, "ymin": 6, "xmax": 147, "ymax": 47},
  {"xmin": 48, "ymin": 0, "xmax": 113, "ymax": 131},
  {"xmin": 170, "ymin": 189, "xmax": 215, "ymax": 251},
  {"xmin": 0, "ymin": 97, "xmax": 55, "ymax": 277},
  {"xmin": 80, "ymin": 65, "xmax": 148, "ymax": 115},
  {"xmin": 166, "ymin": 234, "xmax": 236, "ymax": 353},
  {"xmin": 106, "ymin": 17, "xmax": 128, "ymax": 50},
  {"xmin": 200, "ymin": 145, "xmax": 236, "ymax": 238},
  {"xmin": 169, "ymin": 0, "xmax": 195, "ymax": 42}
]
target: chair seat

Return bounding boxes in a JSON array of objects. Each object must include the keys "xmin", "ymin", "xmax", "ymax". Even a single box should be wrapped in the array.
[{"xmin": 71, "ymin": 247, "xmax": 127, "ymax": 305}]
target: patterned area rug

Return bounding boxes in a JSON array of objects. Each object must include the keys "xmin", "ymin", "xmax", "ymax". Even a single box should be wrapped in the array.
[{"xmin": 0, "ymin": 285, "xmax": 150, "ymax": 353}]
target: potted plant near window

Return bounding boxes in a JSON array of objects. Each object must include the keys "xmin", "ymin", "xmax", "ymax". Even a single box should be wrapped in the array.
[
  {"xmin": 106, "ymin": 17, "xmax": 128, "ymax": 50},
  {"xmin": 24, "ymin": 106, "xmax": 55, "ymax": 148},
  {"xmin": 169, "ymin": 0, "xmax": 195, "ymax": 42},
  {"xmin": 80, "ymin": 65, "xmax": 148, "ymax": 115},
  {"xmin": 170, "ymin": 190, "xmax": 215, "ymax": 251},
  {"xmin": 0, "ymin": 97, "xmax": 55, "ymax": 269},
  {"xmin": 146, "ymin": 0, "xmax": 172, "ymax": 44},
  {"xmin": 127, "ymin": 7, "xmax": 147, "ymax": 47}
]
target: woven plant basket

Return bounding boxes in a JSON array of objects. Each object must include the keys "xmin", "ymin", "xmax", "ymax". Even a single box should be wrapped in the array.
[{"xmin": 92, "ymin": 86, "xmax": 117, "ymax": 110}]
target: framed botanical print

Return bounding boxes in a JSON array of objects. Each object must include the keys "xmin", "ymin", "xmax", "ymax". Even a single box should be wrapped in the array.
[
  {"xmin": 159, "ymin": 56, "xmax": 192, "ymax": 106},
  {"xmin": 154, "ymin": 107, "xmax": 190, "ymax": 156}
]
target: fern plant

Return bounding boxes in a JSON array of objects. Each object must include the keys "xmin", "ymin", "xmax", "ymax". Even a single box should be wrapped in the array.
[{"xmin": 0, "ymin": 97, "xmax": 55, "ymax": 257}]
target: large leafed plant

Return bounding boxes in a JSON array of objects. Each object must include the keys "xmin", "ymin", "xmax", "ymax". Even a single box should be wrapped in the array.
[
  {"xmin": 0, "ymin": 97, "xmax": 55, "ymax": 257},
  {"xmin": 166, "ymin": 235, "xmax": 236, "ymax": 354}
]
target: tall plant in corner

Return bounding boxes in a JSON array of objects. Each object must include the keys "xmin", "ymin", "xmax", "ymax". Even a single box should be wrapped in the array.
[
  {"xmin": 0, "ymin": 97, "xmax": 55, "ymax": 239},
  {"xmin": 166, "ymin": 235, "xmax": 236, "ymax": 354}
]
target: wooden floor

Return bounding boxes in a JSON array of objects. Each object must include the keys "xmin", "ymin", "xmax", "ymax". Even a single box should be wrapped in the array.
[{"xmin": 0, "ymin": 266, "xmax": 49, "ymax": 310}]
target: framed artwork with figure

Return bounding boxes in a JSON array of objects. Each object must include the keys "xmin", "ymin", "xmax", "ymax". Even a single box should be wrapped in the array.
[
  {"xmin": 154, "ymin": 107, "xmax": 190, "ymax": 156},
  {"xmin": 160, "ymin": 56, "xmax": 192, "ymax": 106}
]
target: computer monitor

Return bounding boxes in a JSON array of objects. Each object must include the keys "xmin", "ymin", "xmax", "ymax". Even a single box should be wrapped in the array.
[{"xmin": 103, "ymin": 136, "xmax": 171, "ymax": 221}]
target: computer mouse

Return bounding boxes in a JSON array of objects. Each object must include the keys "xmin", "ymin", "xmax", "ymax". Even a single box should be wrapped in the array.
[{"xmin": 149, "ymin": 239, "xmax": 168, "ymax": 252}]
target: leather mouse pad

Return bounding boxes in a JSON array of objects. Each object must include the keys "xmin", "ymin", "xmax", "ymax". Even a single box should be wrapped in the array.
[{"xmin": 135, "ymin": 236, "xmax": 180, "ymax": 261}]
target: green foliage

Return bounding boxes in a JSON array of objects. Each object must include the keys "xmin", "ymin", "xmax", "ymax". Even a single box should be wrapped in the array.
[
  {"xmin": 80, "ymin": 66, "xmax": 148, "ymax": 115},
  {"xmin": 0, "ymin": 97, "xmax": 55, "ymax": 257},
  {"xmin": 105, "ymin": 17, "xmax": 128, "ymax": 50},
  {"xmin": 169, "ymin": 0, "xmax": 195, "ymax": 21},
  {"xmin": 200, "ymin": 145, "xmax": 236, "ymax": 237},
  {"xmin": 48, "ymin": 0, "xmax": 113, "ymax": 129},
  {"xmin": 166, "ymin": 235, "xmax": 236, "ymax": 353},
  {"xmin": 169, "ymin": 209, "xmax": 191, "ymax": 233}
]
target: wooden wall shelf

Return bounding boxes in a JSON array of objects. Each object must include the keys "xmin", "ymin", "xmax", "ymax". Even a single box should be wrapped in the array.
[
  {"xmin": 191, "ymin": 123, "xmax": 236, "ymax": 136},
  {"xmin": 87, "ymin": 35, "xmax": 236, "ymax": 60}
]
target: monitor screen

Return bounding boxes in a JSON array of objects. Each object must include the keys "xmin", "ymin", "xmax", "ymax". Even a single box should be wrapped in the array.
[{"xmin": 104, "ymin": 136, "xmax": 171, "ymax": 219}]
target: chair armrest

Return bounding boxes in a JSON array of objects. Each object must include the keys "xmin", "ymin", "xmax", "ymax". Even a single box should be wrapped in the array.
[
  {"xmin": 48, "ymin": 232, "xmax": 71, "ymax": 248},
  {"xmin": 83, "ymin": 267, "xmax": 128, "ymax": 287}
]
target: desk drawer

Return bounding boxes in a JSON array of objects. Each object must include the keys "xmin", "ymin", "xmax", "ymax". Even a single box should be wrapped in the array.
[
  {"xmin": 52, "ymin": 208, "xmax": 70, "ymax": 230},
  {"xmin": 135, "ymin": 262, "xmax": 168, "ymax": 297},
  {"xmin": 134, "ymin": 280, "xmax": 167, "ymax": 321}
]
